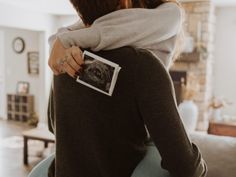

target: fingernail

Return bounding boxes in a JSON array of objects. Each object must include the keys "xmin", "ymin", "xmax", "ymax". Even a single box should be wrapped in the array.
[
  {"xmin": 75, "ymin": 70, "xmax": 81, "ymax": 75},
  {"xmin": 75, "ymin": 69, "xmax": 83, "ymax": 75}
]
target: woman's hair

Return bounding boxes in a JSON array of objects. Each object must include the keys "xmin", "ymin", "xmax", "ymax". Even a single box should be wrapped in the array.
[
  {"xmin": 69, "ymin": 0, "xmax": 165, "ymax": 25},
  {"xmin": 145, "ymin": 0, "xmax": 165, "ymax": 8},
  {"xmin": 70, "ymin": 0, "xmax": 119, "ymax": 25}
]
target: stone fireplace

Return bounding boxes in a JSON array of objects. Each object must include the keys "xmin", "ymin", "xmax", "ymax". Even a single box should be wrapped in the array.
[{"xmin": 171, "ymin": 0, "xmax": 216, "ymax": 130}]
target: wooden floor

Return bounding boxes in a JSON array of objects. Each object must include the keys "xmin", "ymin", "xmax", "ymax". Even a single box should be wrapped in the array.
[{"xmin": 0, "ymin": 119, "xmax": 45, "ymax": 177}]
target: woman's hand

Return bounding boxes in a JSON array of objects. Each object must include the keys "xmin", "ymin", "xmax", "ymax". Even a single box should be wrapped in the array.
[{"xmin": 48, "ymin": 38, "xmax": 84, "ymax": 78}]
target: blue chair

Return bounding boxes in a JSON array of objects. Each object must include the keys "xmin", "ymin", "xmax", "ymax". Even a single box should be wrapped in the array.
[
  {"xmin": 28, "ymin": 153, "xmax": 55, "ymax": 177},
  {"xmin": 131, "ymin": 145, "xmax": 171, "ymax": 177},
  {"xmin": 29, "ymin": 146, "xmax": 171, "ymax": 177}
]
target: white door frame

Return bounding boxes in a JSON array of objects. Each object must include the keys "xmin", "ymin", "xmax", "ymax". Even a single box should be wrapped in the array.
[
  {"xmin": 33, "ymin": 30, "xmax": 52, "ymax": 127},
  {"xmin": 0, "ymin": 30, "xmax": 6, "ymax": 119}
]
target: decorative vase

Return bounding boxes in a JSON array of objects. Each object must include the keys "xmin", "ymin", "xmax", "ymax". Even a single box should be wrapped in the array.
[
  {"xmin": 178, "ymin": 100, "xmax": 199, "ymax": 132},
  {"xmin": 212, "ymin": 108, "xmax": 222, "ymax": 122}
]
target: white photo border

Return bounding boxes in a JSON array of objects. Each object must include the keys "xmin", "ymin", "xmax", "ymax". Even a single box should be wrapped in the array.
[{"xmin": 76, "ymin": 51, "xmax": 121, "ymax": 96}]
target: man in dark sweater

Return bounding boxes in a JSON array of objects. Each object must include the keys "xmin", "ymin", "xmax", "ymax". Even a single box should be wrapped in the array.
[
  {"xmin": 47, "ymin": 0, "xmax": 207, "ymax": 177},
  {"xmin": 48, "ymin": 47, "xmax": 207, "ymax": 177}
]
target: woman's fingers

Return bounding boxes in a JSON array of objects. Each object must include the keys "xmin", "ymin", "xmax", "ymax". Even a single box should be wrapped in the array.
[
  {"xmin": 66, "ymin": 54, "xmax": 81, "ymax": 72},
  {"xmin": 48, "ymin": 53, "xmax": 66, "ymax": 75},
  {"xmin": 62, "ymin": 53, "xmax": 83, "ymax": 78},
  {"xmin": 48, "ymin": 45, "xmax": 84, "ymax": 78},
  {"xmin": 56, "ymin": 64, "xmax": 66, "ymax": 75},
  {"xmin": 63, "ymin": 62, "xmax": 79, "ymax": 78},
  {"xmin": 48, "ymin": 38, "xmax": 68, "ymax": 75},
  {"xmin": 49, "ymin": 60, "xmax": 61, "ymax": 75},
  {"xmin": 70, "ymin": 46, "xmax": 84, "ymax": 65},
  {"xmin": 59, "ymin": 46, "xmax": 84, "ymax": 78}
]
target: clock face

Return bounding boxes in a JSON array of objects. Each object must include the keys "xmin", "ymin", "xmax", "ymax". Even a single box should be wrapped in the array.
[{"xmin": 13, "ymin": 37, "xmax": 25, "ymax": 54}]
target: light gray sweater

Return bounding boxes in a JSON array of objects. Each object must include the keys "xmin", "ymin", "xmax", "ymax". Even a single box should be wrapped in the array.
[{"xmin": 49, "ymin": 2, "xmax": 183, "ymax": 69}]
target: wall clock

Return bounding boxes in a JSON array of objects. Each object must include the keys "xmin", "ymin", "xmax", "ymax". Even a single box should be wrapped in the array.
[{"xmin": 12, "ymin": 37, "xmax": 25, "ymax": 54}]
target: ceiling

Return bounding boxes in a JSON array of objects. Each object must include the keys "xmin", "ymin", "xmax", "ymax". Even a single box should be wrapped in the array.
[{"xmin": 0, "ymin": 0, "xmax": 236, "ymax": 16}]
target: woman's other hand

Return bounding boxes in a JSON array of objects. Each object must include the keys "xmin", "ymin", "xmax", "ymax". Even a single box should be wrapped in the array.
[{"xmin": 48, "ymin": 38, "xmax": 84, "ymax": 78}]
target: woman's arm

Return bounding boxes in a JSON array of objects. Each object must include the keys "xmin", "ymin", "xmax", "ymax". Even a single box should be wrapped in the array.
[
  {"xmin": 57, "ymin": 2, "xmax": 182, "ymax": 51},
  {"xmin": 48, "ymin": 20, "xmax": 84, "ymax": 51},
  {"xmin": 48, "ymin": 2, "xmax": 182, "ymax": 78},
  {"xmin": 135, "ymin": 50, "xmax": 207, "ymax": 177}
]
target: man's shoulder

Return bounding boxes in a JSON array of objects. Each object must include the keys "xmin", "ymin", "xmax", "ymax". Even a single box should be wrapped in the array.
[
  {"xmin": 94, "ymin": 47, "xmax": 160, "ymax": 65},
  {"xmin": 95, "ymin": 47, "xmax": 140, "ymax": 58},
  {"xmin": 86, "ymin": 47, "xmax": 166, "ymax": 76}
]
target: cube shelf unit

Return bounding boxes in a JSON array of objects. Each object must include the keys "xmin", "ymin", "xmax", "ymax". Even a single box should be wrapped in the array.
[{"xmin": 7, "ymin": 94, "xmax": 34, "ymax": 122}]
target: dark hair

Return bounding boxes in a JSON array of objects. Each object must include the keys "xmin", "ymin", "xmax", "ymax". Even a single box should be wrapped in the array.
[
  {"xmin": 133, "ymin": 0, "xmax": 164, "ymax": 8},
  {"xmin": 70, "ymin": 0, "xmax": 119, "ymax": 25},
  {"xmin": 145, "ymin": 0, "xmax": 164, "ymax": 8},
  {"xmin": 70, "ymin": 0, "xmax": 164, "ymax": 25}
]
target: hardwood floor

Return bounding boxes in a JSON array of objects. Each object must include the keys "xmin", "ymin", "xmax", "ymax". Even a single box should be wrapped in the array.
[{"xmin": 0, "ymin": 119, "xmax": 46, "ymax": 177}]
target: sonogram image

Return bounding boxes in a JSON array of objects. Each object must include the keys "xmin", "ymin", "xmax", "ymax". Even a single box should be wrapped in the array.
[{"xmin": 79, "ymin": 54, "xmax": 115, "ymax": 93}]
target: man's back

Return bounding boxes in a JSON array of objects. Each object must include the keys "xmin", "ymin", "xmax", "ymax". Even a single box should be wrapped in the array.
[
  {"xmin": 53, "ymin": 47, "xmax": 149, "ymax": 177},
  {"xmin": 50, "ymin": 47, "xmax": 206, "ymax": 177}
]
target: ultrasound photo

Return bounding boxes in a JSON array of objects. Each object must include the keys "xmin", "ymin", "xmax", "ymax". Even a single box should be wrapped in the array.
[{"xmin": 76, "ymin": 51, "xmax": 121, "ymax": 96}]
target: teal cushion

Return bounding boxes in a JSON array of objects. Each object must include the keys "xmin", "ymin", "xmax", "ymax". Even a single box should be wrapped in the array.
[
  {"xmin": 28, "ymin": 153, "xmax": 55, "ymax": 177},
  {"xmin": 29, "ymin": 146, "xmax": 171, "ymax": 177},
  {"xmin": 131, "ymin": 145, "xmax": 171, "ymax": 177}
]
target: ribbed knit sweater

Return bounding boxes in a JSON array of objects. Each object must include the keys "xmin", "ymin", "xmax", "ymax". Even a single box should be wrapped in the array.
[{"xmin": 48, "ymin": 47, "xmax": 207, "ymax": 177}]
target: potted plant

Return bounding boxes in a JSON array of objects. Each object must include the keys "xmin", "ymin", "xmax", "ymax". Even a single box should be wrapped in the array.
[
  {"xmin": 27, "ymin": 112, "xmax": 39, "ymax": 127},
  {"xmin": 208, "ymin": 96, "xmax": 232, "ymax": 122}
]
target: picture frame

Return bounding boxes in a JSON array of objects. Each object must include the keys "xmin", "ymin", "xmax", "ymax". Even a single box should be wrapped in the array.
[
  {"xmin": 27, "ymin": 52, "xmax": 39, "ymax": 75},
  {"xmin": 16, "ymin": 81, "xmax": 30, "ymax": 94}
]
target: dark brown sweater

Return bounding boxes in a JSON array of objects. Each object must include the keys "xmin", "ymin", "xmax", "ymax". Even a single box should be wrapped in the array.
[{"xmin": 48, "ymin": 47, "xmax": 206, "ymax": 177}]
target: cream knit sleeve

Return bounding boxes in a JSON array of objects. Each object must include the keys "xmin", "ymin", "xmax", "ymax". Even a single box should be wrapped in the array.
[
  {"xmin": 56, "ymin": 2, "xmax": 182, "ymax": 52},
  {"xmin": 48, "ymin": 20, "xmax": 84, "ymax": 51}
]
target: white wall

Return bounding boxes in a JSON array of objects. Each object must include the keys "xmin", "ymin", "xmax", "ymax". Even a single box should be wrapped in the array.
[
  {"xmin": 0, "ymin": 3, "xmax": 57, "ymax": 32},
  {"xmin": 0, "ymin": 2, "xmax": 80, "ymax": 124},
  {"xmin": 213, "ymin": 7, "xmax": 236, "ymax": 116},
  {"xmin": 56, "ymin": 15, "xmax": 79, "ymax": 28},
  {"xmin": 0, "ymin": 30, "xmax": 5, "ymax": 118},
  {"xmin": 0, "ymin": 27, "xmax": 41, "ymax": 118},
  {"xmin": 0, "ymin": 2, "xmax": 58, "ymax": 124}
]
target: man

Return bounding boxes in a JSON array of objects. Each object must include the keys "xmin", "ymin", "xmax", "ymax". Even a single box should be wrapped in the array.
[{"xmin": 48, "ymin": 1, "xmax": 207, "ymax": 177}]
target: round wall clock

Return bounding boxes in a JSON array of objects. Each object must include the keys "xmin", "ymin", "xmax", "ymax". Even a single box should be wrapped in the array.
[{"xmin": 12, "ymin": 37, "xmax": 25, "ymax": 54}]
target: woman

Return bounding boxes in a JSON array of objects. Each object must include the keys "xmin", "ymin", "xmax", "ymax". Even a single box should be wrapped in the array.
[
  {"xmin": 48, "ymin": 0, "xmax": 207, "ymax": 177},
  {"xmin": 48, "ymin": 0, "xmax": 184, "ymax": 78}
]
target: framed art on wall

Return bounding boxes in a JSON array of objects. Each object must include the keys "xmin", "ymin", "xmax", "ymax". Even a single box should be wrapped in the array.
[
  {"xmin": 16, "ymin": 81, "xmax": 30, "ymax": 94},
  {"xmin": 27, "ymin": 52, "xmax": 39, "ymax": 75}
]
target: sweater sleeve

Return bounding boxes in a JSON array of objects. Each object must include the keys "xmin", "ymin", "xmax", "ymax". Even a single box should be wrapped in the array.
[
  {"xmin": 47, "ymin": 87, "xmax": 55, "ymax": 134},
  {"xmin": 48, "ymin": 20, "xmax": 84, "ymax": 51},
  {"xmin": 57, "ymin": 2, "xmax": 182, "ymax": 51},
  {"xmin": 135, "ymin": 50, "xmax": 207, "ymax": 177}
]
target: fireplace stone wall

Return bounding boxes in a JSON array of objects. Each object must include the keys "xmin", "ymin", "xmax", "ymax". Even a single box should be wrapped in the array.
[{"xmin": 171, "ymin": 0, "xmax": 215, "ymax": 130}]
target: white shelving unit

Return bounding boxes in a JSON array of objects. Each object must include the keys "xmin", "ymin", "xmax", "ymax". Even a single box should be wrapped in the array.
[{"xmin": 7, "ymin": 94, "xmax": 34, "ymax": 122}]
